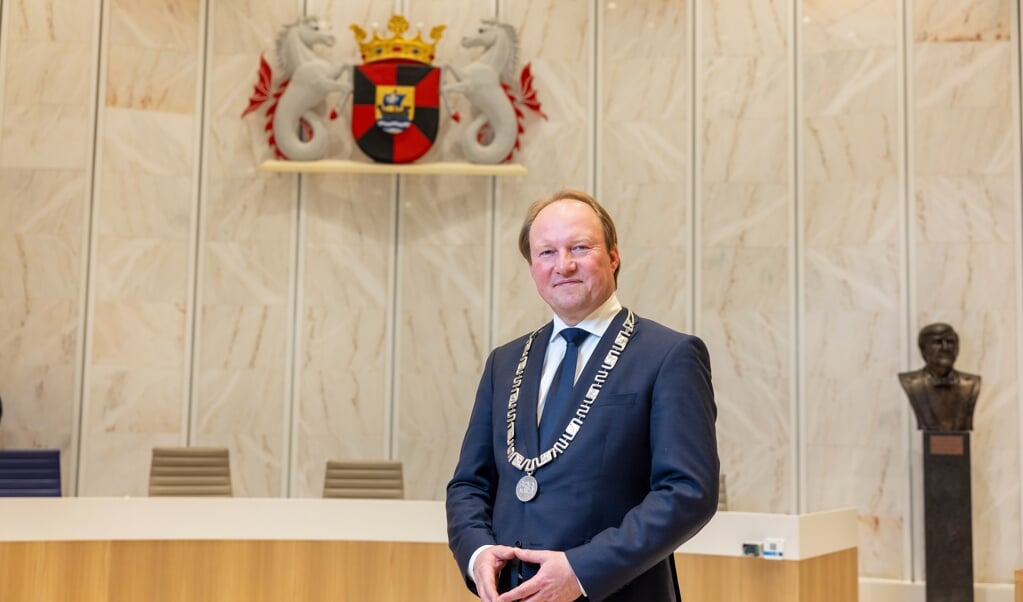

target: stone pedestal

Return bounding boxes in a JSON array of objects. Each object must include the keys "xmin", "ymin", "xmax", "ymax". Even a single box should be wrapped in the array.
[{"xmin": 923, "ymin": 431, "xmax": 973, "ymax": 602}]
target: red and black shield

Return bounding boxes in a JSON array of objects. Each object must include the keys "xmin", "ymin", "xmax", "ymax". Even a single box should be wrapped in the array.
[{"xmin": 352, "ymin": 62, "xmax": 440, "ymax": 163}]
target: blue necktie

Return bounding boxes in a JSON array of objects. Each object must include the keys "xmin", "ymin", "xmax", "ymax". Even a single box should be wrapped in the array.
[{"xmin": 540, "ymin": 327, "xmax": 589, "ymax": 446}]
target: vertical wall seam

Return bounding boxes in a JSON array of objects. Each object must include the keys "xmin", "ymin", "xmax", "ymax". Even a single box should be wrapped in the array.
[
  {"xmin": 0, "ymin": 0, "xmax": 6, "ymax": 91},
  {"xmin": 591, "ymin": 0, "xmax": 600, "ymax": 195},
  {"xmin": 388, "ymin": 176, "xmax": 401, "ymax": 460},
  {"xmin": 387, "ymin": 0, "xmax": 407, "ymax": 464},
  {"xmin": 690, "ymin": 0, "xmax": 701, "ymax": 335},
  {"xmin": 281, "ymin": 0, "xmax": 314, "ymax": 499},
  {"xmin": 489, "ymin": 0, "xmax": 500, "ymax": 353},
  {"xmin": 185, "ymin": 0, "xmax": 213, "ymax": 448},
  {"xmin": 792, "ymin": 0, "xmax": 806, "ymax": 516},
  {"xmin": 284, "ymin": 172, "xmax": 305, "ymax": 496},
  {"xmin": 1012, "ymin": 0, "xmax": 1023, "ymax": 568},
  {"xmin": 488, "ymin": 176, "xmax": 497, "ymax": 356},
  {"xmin": 900, "ymin": 0, "xmax": 918, "ymax": 582},
  {"xmin": 282, "ymin": 1, "xmax": 321, "ymax": 498},
  {"xmin": 73, "ymin": 0, "xmax": 111, "ymax": 495}
]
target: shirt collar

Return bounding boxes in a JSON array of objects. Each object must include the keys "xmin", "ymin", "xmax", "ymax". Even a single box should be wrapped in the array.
[{"xmin": 551, "ymin": 293, "xmax": 622, "ymax": 341}]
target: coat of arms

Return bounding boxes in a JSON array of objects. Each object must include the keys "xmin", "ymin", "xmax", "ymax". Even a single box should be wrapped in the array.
[
  {"xmin": 350, "ymin": 16, "xmax": 445, "ymax": 163},
  {"xmin": 242, "ymin": 14, "xmax": 545, "ymax": 165}
]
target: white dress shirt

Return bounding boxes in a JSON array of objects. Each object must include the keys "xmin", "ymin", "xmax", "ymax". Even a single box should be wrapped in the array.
[{"xmin": 537, "ymin": 293, "xmax": 623, "ymax": 423}]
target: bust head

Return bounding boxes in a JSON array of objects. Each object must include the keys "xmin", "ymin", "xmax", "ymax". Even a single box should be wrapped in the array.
[
  {"xmin": 918, "ymin": 322, "xmax": 958, "ymax": 376},
  {"xmin": 900, "ymin": 323, "xmax": 980, "ymax": 431}
]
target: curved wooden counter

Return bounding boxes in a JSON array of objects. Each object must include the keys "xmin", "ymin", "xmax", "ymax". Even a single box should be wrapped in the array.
[
  {"xmin": 0, "ymin": 498, "xmax": 470, "ymax": 602},
  {"xmin": 0, "ymin": 498, "xmax": 856, "ymax": 602}
]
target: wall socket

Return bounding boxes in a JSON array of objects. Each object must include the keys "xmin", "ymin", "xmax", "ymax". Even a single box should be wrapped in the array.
[{"xmin": 762, "ymin": 537, "xmax": 784, "ymax": 559}]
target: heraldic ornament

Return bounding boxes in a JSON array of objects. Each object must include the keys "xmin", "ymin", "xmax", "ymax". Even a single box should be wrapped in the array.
[{"xmin": 242, "ymin": 14, "xmax": 545, "ymax": 166}]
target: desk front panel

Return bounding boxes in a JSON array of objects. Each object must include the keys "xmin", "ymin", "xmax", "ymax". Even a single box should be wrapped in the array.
[
  {"xmin": 0, "ymin": 539, "xmax": 476, "ymax": 602},
  {"xmin": 676, "ymin": 547, "xmax": 858, "ymax": 602},
  {"xmin": 0, "ymin": 499, "xmax": 858, "ymax": 602},
  {"xmin": 3, "ymin": 540, "xmax": 858, "ymax": 602}
]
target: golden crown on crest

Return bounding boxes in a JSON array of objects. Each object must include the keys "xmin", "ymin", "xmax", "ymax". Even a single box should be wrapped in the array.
[{"xmin": 350, "ymin": 15, "xmax": 446, "ymax": 65}]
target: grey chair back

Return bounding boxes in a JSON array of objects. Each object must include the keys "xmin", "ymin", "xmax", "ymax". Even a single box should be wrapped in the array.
[
  {"xmin": 149, "ymin": 446, "xmax": 232, "ymax": 497},
  {"xmin": 323, "ymin": 460, "xmax": 404, "ymax": 499}
]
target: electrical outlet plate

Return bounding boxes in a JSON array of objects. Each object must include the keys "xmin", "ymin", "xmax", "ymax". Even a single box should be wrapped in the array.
[{"xmin": 762, "ymin": 537, "xmax": 784, "ymax": 559}]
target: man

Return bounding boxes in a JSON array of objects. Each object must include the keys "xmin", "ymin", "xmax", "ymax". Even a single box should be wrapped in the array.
[
  {"xmin": 898, "ymin": 322, "xmax": 981, "ymax": 432},
  {"xmin": 446, "ymin": 189, "xmax": 719, "ymax": 602}
]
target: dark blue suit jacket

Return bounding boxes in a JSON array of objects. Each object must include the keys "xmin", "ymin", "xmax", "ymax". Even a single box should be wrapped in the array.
[{"xmin": 446, "ymin": 309, "xmax": 719, "ymax": 601}]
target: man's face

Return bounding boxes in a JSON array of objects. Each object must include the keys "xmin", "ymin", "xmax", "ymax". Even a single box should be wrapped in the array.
[
  {"xmin": 527, "ymin": 200, "xmax": 620, "ymax": 325},
  {"xmin": 922, "ymin": 329, "xmax": 958, "ymax": 372}
]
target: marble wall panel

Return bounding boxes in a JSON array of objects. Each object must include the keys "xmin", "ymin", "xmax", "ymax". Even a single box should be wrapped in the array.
[
  {"xmin": 700, "ymin": 309, "xmax": 791, "ymax": 512},
  {"xmin": 0, "ymin": 105, "xmax": 93, "ymax": 169},
  {"xmin": 3, "ymin": 42, "xmax": 92, "ymax": 107},
  {"xmin": 80, "ymin": 95, "xmax": 196, "ymax": 493},
  {"xmin": 601, "ymin": 1, "xmax": 690, "ymax": 333},
  {"xmin": 191, "ymin": 245, "xmax": 292, "ymax": 501},
  {"xmin": 911, "ymin": 0, "xmax": 1020, "ymax": 582},
  {"xmin": 293, "ymin": 174, "xmax": 393, "ymax": 497},
  {"xmin": 78, "ymin": 0, "xmax": 200, "ymax": 495},
  {"xmin": 5, "ymin": 0, "xmax": 94, "ymax": 44},
  {"xmin": 495, "ymin": 0, "xmax": 593, "ymax": 343},
  {"xmin": 397, "ymin": 172, "xmax": 490, "ymax": 500},
  {"xmin": 287, "ymin": 1, "xmax": 396, "ymax": 498},
  {"xmin": 700, "ymin": 0, "xmax": 793, "ymax": 514},
  {"xmin": 0, "ymin": 9, "xmax": 94, "ymax": 171},
  {"xmin": 84, "ymin": 432, "xmax": 183, "ymax": 494},
  {"xmin": 800, "ymin": 0, "xmax": 905, "ymax": 580},
  {"xmin": 0, "ymin": 0, "xmax": 98, "ymax": 490},
  {"xmin": 196, "ymin": 0, "xmax": 305, "ymax": 497}
]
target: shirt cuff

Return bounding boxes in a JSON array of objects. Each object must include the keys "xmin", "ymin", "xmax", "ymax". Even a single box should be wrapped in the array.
[{"xmin": 467, "ymin": 544, "xmax": 492, "ymax": 583}]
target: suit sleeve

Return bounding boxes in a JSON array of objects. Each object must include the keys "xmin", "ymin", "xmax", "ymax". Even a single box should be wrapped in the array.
[
  {"xmin": 566, "ymin": 335, "xmax": 719, "ymax": 600},
  {"xmin": 446, "ymin": 349, "xmax": 500, "ymax": 591}
]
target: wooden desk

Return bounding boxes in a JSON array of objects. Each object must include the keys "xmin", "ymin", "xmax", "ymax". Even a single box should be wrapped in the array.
[
  {"xmin": 0, "ymin": 539, "xmax": 471, "ymax": 601},
  {"xmin": 0, "ymin": 499, "xmax": 856, "ymax": 602},
  {"xmin": 675, "ymin": 509, "xmax": 858, "ymax": 602},
  {"xmin": 1015, "ymin": 568, "xmax": 1022, "ymax": 602},
  {"xmin": 0, "ymin": 498, "xmax": 472, "ymax": 602}
]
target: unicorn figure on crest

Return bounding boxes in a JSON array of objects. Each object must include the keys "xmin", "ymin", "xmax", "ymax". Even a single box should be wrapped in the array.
[
  {"xmin": 243, "ymin": 17, "xmax": 352, "ymax": 161},
  {"xmin": 442, "ymin": 19, "xmax": 546, "ymax": 164}
]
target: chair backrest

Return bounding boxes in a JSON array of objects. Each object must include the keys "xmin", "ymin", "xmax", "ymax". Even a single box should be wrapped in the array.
[
  {"xmin": 0, "ymin": 449, "xmax": 61, "ymax": 497},
  {"xmin": 148, "ymin": 446, "xmax": 232, "ymax": 497},
  {"xmin": 323, "ymin": 460, "xmax": 404, "ymax": 499}
]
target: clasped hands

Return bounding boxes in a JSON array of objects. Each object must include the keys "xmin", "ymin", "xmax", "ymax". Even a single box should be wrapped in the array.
[{"xmin": 473, "ymin": 545, "xmax": 583, "ymax": 602}]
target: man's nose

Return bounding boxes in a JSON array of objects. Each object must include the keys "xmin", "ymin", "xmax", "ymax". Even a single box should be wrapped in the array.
[{"xmin": 556, "ymin": 251, "xmax": 575, "ymax": 272}]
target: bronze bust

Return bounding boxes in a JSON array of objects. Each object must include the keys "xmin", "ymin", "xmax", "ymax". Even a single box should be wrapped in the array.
[{"xmin": 898, "ymin": 323, "xmax": 980, "ymax": 432}]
